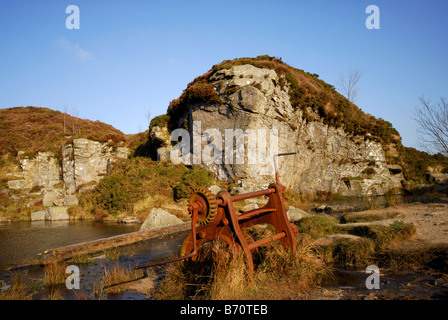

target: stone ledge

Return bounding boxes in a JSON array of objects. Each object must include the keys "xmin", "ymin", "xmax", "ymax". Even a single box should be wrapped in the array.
[{"xmin": 31, "ymin": 206, "xmax": 70, "ymax": 221}]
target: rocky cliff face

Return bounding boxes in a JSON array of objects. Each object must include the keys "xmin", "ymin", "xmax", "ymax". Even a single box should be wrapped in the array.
[
  {"xmin": 157, "ymin": 63, "xmax": 403, "ymax": 196},
  {"xmin": 62, "ymin": 138, "xmax": 129, "ymax": 194},
  {"xmin": 6, "ymin": 138, "xmax": 129, "ymax": 208},
  {"xmin": 7, "ymin": 151, "xmax": 61, "ymax": 191}
]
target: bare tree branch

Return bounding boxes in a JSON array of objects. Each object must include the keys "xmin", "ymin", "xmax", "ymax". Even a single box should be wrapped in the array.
[
  {"xmin": 414, "ymin": 96, "xmax": 448, "ymax": 155},
  {"xmin": 337, "ymin": 67, "xmax": 361, "ymax": 103},
  {"xmin": 63, "ymin": 104, "xmax": 68, "ymax": 135},
  {"xmin": 146, "ymin": 109, "xmax": 152, "ymax": 130}
]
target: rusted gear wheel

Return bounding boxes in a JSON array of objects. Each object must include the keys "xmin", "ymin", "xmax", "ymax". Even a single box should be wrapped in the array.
[{"xmin": 188, "ymin": 187, "xmax": 218, "ymax": 225}]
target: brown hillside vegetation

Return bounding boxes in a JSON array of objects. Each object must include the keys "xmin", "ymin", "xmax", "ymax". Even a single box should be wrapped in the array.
[{"xmin": 0, "ymin": 106, "xmax": 127, "ymax": 155}]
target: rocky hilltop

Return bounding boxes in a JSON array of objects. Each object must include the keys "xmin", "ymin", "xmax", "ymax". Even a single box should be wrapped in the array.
[{"xmin": 152, "ymin": 56, "xmax": 405, "ymax": 196}]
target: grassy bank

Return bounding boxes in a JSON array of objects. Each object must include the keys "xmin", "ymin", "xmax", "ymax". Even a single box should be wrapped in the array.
[{"xmin": 294, "ymin": 215, "xmax": 417, "ymax": 268}]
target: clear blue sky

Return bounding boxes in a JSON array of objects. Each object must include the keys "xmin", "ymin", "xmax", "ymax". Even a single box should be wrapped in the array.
[{"xmin": 1, "ymin": 0, "xmax": 447, "ymax": 150}]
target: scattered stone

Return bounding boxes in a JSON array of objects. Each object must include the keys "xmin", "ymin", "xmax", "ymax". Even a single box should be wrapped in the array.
[
  {"xmin": 140, "ymin": 208, "xmax": 183, "ymax": 231},
  {"xmin": 53, "ymin": 199, "xmax": 65, "ymax": 206},
  {"xmin": 0, "ymin": 217, "xmax": 12, "ymax": 224},
  {"xmin": 287, "ymin": 206, "xmax": 311, "ymax": 222},
  {"xmin": 91, "ymin": 254, "xmax": 106, "ymax": 260},
  {"xmin": 231, "ymin": 186, "xmax": 245, "ymax": 194},
  {"xmin": 122, "ymin": 216, "xmax": 141, "ymax": 224},
  {"xmin": 313, "ymin": 234, "xmax": 364, "ymax": 247},
  {"xmin": 426, "ymin": 173, "xmax": 448, "ymax": 184},
  {"xmin": 245, "ymin": 198, "xmax": 268, "ymax": 205},
  {"xmin": 64, "ymin": 194, "xmax": 79, "ymax": 206},
  {"xmin": 156, "ymin": 146, "xmax": 172, "ymax": 162},
  {"xmin": 7, "ymin": 179, "xmax": 29, "ymax": 190},
  {"xmin": 150, "ymin": 126, "xmax": 171, "ymax": 147},
  {"xmin": 240, "ymin": 203, "xmax": 259, "ymax": 213},
  {"xmin": 209, "ymin": 185, "xmax": 222, "ymax": 195}
]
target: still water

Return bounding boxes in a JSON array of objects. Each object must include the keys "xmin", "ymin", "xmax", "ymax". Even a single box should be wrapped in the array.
[{"xmin": 0, "ymin": 220, "xmax": 141, "ymax": 271}]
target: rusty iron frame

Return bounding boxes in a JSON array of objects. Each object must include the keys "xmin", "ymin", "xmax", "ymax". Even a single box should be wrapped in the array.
[{"xmin": 135, "ymin": 153, "xmax": 297, "ymax": 279}]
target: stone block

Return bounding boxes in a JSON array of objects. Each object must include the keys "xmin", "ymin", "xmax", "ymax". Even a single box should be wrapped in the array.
[
  {"xmin": 209, "ymin": 185, "xmax": 222, "ymax": 195},
  {"xmin": 31, "ymin": 210, "xmax": 48, "ymax": 221},
  {"xmin": 122, "ymin": 216, "xmax": 140, "ymax": 224},
  {"xmin": 42, "ymin": 189, "xmax": 63, "ymax": 206},
  {"xmin": 46, "ymin": 206, "xmax": 70, "ymax": 221},
  {"xmin": 287, "ymin": 206, "xmax": 312, "ymax": 222},
  {"xmin": 7, "ymin": 179, "xmax": 29, "ymax": 190},
  {"xmin": 140, "ymin": 208, "xmax": 182, "ymax": 231},
  {"xmin": 64, "ymin": 195, "xmax": 79, "ymax": 206}
]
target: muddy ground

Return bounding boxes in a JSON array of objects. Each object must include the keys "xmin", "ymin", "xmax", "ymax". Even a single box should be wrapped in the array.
[{"xmin": 295, "ymin": 198, "xmax": 448, "ymax": 300}]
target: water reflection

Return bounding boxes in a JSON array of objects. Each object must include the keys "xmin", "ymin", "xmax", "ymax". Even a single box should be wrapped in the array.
[{"xmin": 0, "ymin": 221, "xmax": 141, "ymax": 271}]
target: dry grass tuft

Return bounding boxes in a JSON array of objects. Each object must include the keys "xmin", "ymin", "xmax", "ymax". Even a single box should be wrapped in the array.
[
  {"xmin": 153, "ymin": 231, "xmax": 330, "ymax": 300},
  {"xmin": 97, "ymin": 263, "xmax": 145, "ymax": 295},
  {"xmin": 43, "ymin": 261, "xmax": 69, "ymax": 287},
  {"xmin": 0, "ymin": 274, "xmax": 34, "ymax": 300}
]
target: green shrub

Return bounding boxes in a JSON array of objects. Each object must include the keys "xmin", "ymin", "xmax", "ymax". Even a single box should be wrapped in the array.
[
  {"xmin": 351, "ymin": 222, "xmax": 416, "ymax": 250},
  {"xmin": 93, "ymin": 175, "xmax": 133, "ymax": 215},
  {"xmin": 294, "ymin": 216, "xmax": 339, "ymax": 238},
  {"xmin": 173, "ymin": 167, "xmax": 214, "ymax": 200},
  {"xmin": 149, "ymin": 114, "xmax": 170, "ymax": 130},
  {"xmin": 79, "ymin": 158, "xmax": 215, "ymax": 216},
  {"xmin": 326, "ymin": 238, "xmax": 375, "ymax": 268},
  {"xmin": 361, "ymin": 167, "xmax": 377, "ymax": 177},
  {"xmin": 396, "ymin": 146, "xmax": 448, "ymax": 183}
]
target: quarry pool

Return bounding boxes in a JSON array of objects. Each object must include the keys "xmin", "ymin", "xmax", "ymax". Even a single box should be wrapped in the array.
[{"xmin": 0, "ymin": 220, "xmax": 141, "ymax": 271}]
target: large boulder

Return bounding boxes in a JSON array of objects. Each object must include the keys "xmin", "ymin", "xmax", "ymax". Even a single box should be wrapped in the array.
[
  {"xmin": 31, "ymin": 210, "xmax": 48, "ymax": 221},
  {"xmin": 287, "ymin": 206, "xmax": 312, "ymax": 222},
  {"xmin": 46, "ymin": 206, "xmax": 70, "ymax": 221},
  {"xmin": 140, "ymin": 208, "xmax": 183, "ymax": 231}
]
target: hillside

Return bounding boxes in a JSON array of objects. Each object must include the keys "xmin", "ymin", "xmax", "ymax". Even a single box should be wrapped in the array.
[
  {"xmin": 160, "ymin": 55, "xmax": 448, "ymax": 187},
  {"xmin": 145, "ymin": 55, "xmax": 448, "ymax": 191},
  {"xmin": 0, "ymin": 106, "xmax": 128, "ymax": 156},
  {"xmin": 167, "ymin": 55, "xmax": 401, "ymax": 146}
]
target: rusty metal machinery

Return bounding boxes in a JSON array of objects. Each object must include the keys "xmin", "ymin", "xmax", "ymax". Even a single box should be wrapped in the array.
[{"xmin": 135, "ymin": 153, "xmax": 298, "ymax": 278}]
